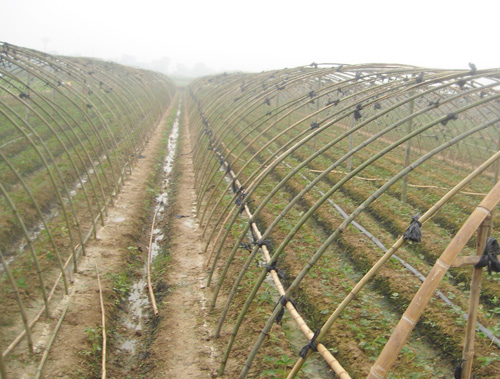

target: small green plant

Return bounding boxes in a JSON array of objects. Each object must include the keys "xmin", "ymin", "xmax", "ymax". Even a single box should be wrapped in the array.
[
  {"xmin": 477, "ymin": 352, "xmax": 500, "ymax": 367},
  {"xmin": 260, "ymin": 354, "xmax": 295, "ymax": 378},
  {"xmin": 108, "ymin": 272, "xmax": 130, "ymax": 304},
  {"xmin": 84, "ymin": 327, "xmax": 102, "ymax": 356}
]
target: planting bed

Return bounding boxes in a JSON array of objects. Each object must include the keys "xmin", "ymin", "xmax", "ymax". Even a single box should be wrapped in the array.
[
  {"xmin": 188, "ymin": 65, "xmax": 500, "ymax": 378},
  {"xmin": 0, "ymin": 42, "xmax": 176, "ymax": 377}
]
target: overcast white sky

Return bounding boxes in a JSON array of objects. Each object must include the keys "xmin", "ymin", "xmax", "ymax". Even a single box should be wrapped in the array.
[{"xmin": 2, "ymin": 0, "xmax": 500, "ymax": 76}]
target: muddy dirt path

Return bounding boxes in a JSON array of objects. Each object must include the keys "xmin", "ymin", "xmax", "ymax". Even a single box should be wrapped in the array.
[
  {"xmin": 146, "ymin": 95, "xmax": 219, "ymax": 378},
  {"xmin": 37, "ymin": 98, "xmax": 189, "ymax": 378},
  {"xmin": 32, "ymin": 91, "xmax": 221, "ymax": 379}
]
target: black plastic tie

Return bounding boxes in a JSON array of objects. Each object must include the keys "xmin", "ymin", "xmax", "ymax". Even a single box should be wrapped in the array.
[
  {"xmin": 299, "ymin": 329, "xmax": 320, "ymax": 358},
  {"xmin": 235, "ymin": 192, "xmax": 246, "ymax": 206},
  {"xmin": 231, "ymin": 179, "xmax": 239, "ymax": 194},
  {"xmin": 275, "ymin": 295, "xmax": 288, "ymax": 324},
  {"xmin": 457, "ymin": 78, "xmax": 467, "ymax": 90},
  {"xmin": 253, "ymin": 238, "xmax": 271, "ymax": 249},
  {"xmin": 265, "ymin": 260, "xmax": 278, "ymax": 273},
  {"xmin": 441, "ymin": 112, "xmax": 458, "ymax": 125},
  {"xmin": 428, "ymin": 100, "xmax": 440, "ymax": 108},
  {"xmin": 403, "ymin": 214, "xmax": 422, "ymax": 242},
  {"xmin": 354, "ymin": 109, "xmax": 363, "ymax": 121},
  {"xmin": 266, "ymin": 260, "xmax": 284, "ymax": 279},
  {"xmin": 475, "ymin": 236, "xmax": 500, "ymax": 275},
  {"xmin": 310, "ymin": 122, "xmax": 320, "ymax": 130},
  {"xmin": 469, "ymin": 62, "xmax": 477, "ymax": 75},
  {"xmin": 239, "ymin": 242, "xmax": 252, "ymax": 252}
]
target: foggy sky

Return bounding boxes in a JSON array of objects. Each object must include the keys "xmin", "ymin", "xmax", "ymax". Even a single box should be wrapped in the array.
[{"xmin": 2, "ymin": 0, "xmax": 500, "ymax": 77}]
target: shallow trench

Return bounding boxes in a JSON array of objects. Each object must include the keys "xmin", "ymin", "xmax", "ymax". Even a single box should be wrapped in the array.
[{"xmin": 111, "ymin": 103, "xmax": 182, "ymax": 372}]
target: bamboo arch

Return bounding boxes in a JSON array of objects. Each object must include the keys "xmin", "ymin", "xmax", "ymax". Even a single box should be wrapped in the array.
[
  {"xmin": 0, "ymin": 42, "xmax": 176, "ymax": 376},
  {"xmin": 188, "ymin": 63, "xmax": 500, "ymax": 378}
]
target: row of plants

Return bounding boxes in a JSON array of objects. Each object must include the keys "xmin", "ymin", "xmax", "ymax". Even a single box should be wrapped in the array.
[
  {"xmin": 0, "ymin": 42, "xmax": 176, "ymax": 372},
  {"xmin": 187, "ymin": 68, "xmax": 500, "ymax": 377}
]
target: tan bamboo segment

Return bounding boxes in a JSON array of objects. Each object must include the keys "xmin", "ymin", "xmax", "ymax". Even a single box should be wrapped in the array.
[
  {"xmin": 34, "ymin": 302, "xmax": 69, "ymax": 379},
  {"xmin": 461, "ymin": 216, "xmax": 490, "ymax": 378},
  {"xmin": 96, "ymin": 265, "xmax": 107, "ymax": 379},
  {"xmin": 368, "ymin": 179, "xmax": 500, "ymax": 379},
  {"xmin": 0, "ymin": 249, "xmax": 33, "ymax": 354},
  {"xmin": 147, "ymin": 206, "xmax": 160, "ymax": 316}
]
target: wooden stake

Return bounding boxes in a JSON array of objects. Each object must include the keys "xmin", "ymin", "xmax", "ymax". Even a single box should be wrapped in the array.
[
  {"xmin": 147, "ymin": 206, "xmax": 160, "ymax": 316},
  {"xmin": 401, "ymin": 96, "xmax": 415, "ymax": 204},
  {"xmin": 0, "ymin": 341, "xmax": 7, "ymax": 379},
  {"xmin": 95, "ymin": 265, "xmax": 107, "ymax": 379},
  {"xmin": 461, "ymin": 216, "xmax": 490, "ymax": 378}
]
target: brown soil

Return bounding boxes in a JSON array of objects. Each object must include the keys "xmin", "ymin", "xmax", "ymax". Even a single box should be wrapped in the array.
[
  {"xmin": 33, "ymin": 92, "xmax": 223, "ymax": 379},
  {"xmin": 144, "ymin": 99, "xmax": 220, "ymax": 378}
]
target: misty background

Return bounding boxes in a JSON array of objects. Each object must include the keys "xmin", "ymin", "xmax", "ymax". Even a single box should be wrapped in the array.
[{"xmin": 2, "ymin": 0, "xmax": 500, "ymax": 79}]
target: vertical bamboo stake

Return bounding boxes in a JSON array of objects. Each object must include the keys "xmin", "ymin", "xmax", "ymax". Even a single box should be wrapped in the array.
[
  {"xmin": 369, "ymin": 179, "xmax": 500, "ymax": 379},
  {"xmin": 0, "ymin": 250, "xmax": 34, "ymax": 354},
  {"xmin": 25, "ymin": 72, "xmax": 30, "ymax": 123},
  {"xmin": 147, "ymin": 206, "xmax": 159, "ymax": 316},
  {"xmin": 495, "ymin": 132, "xmax": 500, "ymax": 183},
  {"xmin": 0, "ymin": 341, "xmax": 7, "ymax": 379},
  {"xmin": 312, "ymin": 76, "xmax": 320, "ymax": 152},
  {"xmin": 347, "ymin": 113, "xmax": 355, "ymax": 172},
  {"xmin": 95, "ymin": 265, "xmax": 107, "ymax": 379},
  {"xmin": 401, "ymin": 96, "xmax": 415, "ymax": 204},
  {"xmin": 461, "ymin": 216, "xmax": 491, "ymax": 378}
]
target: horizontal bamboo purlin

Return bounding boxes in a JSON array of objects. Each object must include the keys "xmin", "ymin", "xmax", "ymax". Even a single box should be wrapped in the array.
[{"xmin": 188, "ymin": 64, "xmax": 500, "ymax": 378}]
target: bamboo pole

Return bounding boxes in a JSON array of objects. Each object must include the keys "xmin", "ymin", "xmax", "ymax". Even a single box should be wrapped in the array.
[
  {"xmin": 95, "ymin": 266, "xmax": 107, "ymax": 379},
  {"xmin": 239, "ymin": 116, "xmax": 500, "ymax": 378},
  {"xmin": 401, "ymin": 96, "xmax": 415, "ymax": 203},
  {"xmin": 461, "ymin": 216, "xmax": 490, "ymax": 378},
  {"xmin": 0, "ymin": 183, "xmax": 50, "ymax": 317},
  {"xmin": 286, "ymin": 137, "xmax": 500, "ymax": 378},
  {"xmin": 34, "ymin": 303, "xmax": 69, "ymax": 379},
  {"xmin": 0, "ymin": 250, "xmax": 34, "ymax": 354},
  {"xmin": 0, "ymin": 345, "xmax": 6, "ymax": 379},
  {"xmin": 202, "ymin": 126, "xmax": 351, "ymax": 377},
  {"xmin": 147, "ymin": 206, "xmax": 160, "ymax": 316},
  {"xmin": 203, "ymin": 77, "xmax": 496, "ymax": 307},
  {"xmin": 368, "ymin": 179, "xmax": 500, "ymax": 379}
]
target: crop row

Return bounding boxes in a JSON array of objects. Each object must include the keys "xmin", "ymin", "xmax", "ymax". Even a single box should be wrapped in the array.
[{"xmin": 188, "ymin": 67, "xmax": 500, "ymax": 377}]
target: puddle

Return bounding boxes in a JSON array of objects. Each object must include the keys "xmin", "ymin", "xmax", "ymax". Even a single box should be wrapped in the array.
[{"xmin": 113, "ymin": 216, "xmax": 125, "ymax": 223}]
